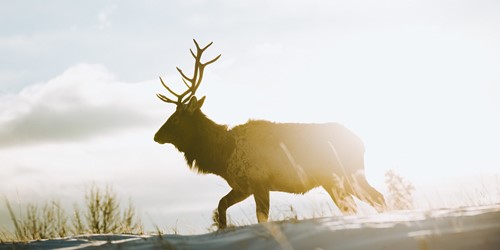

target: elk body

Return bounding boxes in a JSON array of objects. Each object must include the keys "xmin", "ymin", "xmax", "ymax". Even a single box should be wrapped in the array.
[{"xmin": 154, "ymin": 40, "xmax": 386, "ymax": 229}]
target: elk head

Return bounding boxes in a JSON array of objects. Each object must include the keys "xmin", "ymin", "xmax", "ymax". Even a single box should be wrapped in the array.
[{"xmin": 154, "ymin": 40, "xmax": 221, "ymax": 151}]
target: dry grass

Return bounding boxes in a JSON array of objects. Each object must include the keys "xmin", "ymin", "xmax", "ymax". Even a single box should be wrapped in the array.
[
  {"xmin": 2, "ymin": 172, "xmax": 498, "ymax": 241},
  {"xmin": 1, "ymin": 184, "xmax": 143, "ymax": 243},
  {"xmin": 385, "ymin": 169, "xmax": 415, "ymax": 210}
]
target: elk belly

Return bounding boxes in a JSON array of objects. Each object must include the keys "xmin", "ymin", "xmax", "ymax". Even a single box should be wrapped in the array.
[{"xmin": 225, "ymin": 141, "xmax": 325, "ymax": 194}]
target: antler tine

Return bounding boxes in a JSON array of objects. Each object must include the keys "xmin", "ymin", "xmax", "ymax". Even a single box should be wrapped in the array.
[
  {"xmin": 191, "ymin": 53, "xmax": 220, "ymax": 89},
  {"xmin": 203, "ymin": 54, "xmax": 221, "ymax": 66},
  {"xmin": 190, "ymin": 49, "xmax": 196, "ymax": 59},
  {"xmin": 159, "ymin": 77, "xmax": 181, "ymax": 97},
  {"xmin": 193, "ymin": 39, "xmax": 201, "ymax": 50},
  {"xmin": 181, "ymin": 78, "xmax": 190, "ymax": 89},
  {"xmin": 192, "ymin": 39, "xmax": 202, "ymax": 51},
  {"xmin": 156, "ymin": 93, "xmax": 178, "ymax": 104},
  {"xmin": 176, "ymin": 67, "xmax": 192, "ymax": 82},
  {"xmin": 196, "ymin": 39, "xmax": 214, "ymax": 52},
  {"xmin": 189, "ymin": 40, "xmax": 214, "ymax": 59},
  {"xmin": 159, "ymin": 75, "xmax": 192, "ymax": 103}
]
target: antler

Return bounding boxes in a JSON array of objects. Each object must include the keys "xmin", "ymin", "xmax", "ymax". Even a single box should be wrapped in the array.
[{"xmin": 157, "ymin": 39, "xmax": 221, "ymax": 105}]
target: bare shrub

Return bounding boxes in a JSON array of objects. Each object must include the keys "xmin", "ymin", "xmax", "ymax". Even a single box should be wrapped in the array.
[
  {"xmin": 74, "ymin": 184, "xmax": 143, "ymax": 235},
  {"xmin": 1, "ymin": 184, "xmax": 142, "ymax": 242},
  {"xmin": 385, "ymin": 169, "xmax": 415, "ymax": 210}
]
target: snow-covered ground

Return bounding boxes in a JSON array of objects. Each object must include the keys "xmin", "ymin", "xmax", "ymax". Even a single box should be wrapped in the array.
[{"xmin": 2, "ymin": 204, "xmax": 499, "ymax": 250}]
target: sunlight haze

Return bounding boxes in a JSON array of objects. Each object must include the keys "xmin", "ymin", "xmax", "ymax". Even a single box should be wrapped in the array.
[{"xmin": 1, "ymin": 0, "xmax": 499, "ymax": 232}]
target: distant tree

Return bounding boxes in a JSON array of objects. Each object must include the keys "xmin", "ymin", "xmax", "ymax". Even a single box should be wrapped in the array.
[{"xmin": 385, "ymin": 170, "xmax": 415, "ymax": 210}]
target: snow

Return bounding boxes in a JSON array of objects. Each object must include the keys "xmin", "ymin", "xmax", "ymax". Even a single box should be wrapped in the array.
[{"xmin": 2, "ymin": 204, "xmax": 499, "ymax": 250}]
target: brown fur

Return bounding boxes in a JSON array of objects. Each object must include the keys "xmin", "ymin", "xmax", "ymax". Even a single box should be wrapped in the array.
[{"xmin": 155, "ymin": 101, "xmax": 386, "ymax": 229}]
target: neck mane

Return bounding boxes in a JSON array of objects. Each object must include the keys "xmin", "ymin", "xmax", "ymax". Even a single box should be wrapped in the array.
[{"xmin": 183, "ymin": 111, "xmax": 235, "ymax": 176}]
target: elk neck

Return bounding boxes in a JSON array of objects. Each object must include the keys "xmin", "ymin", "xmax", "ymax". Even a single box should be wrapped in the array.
[{"xmin": 183, "ymin": 111, "xmax": 235, "ymax": 177}]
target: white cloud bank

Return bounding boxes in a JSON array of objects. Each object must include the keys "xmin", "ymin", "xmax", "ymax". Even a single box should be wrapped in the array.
[{"xmin": 0, "ymin": 63, "xmax": 160, "ymax": 148}]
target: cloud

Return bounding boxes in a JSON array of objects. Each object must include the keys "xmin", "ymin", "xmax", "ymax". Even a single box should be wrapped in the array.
[{"xmin": 0, "ymin": 63, "xmax": 161, "ymax": 148}]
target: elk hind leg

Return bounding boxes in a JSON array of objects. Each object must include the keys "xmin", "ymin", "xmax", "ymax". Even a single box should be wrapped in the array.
[
  {"xmin": 253, "ymin": 189, "xmax": 270, "ymax": 223},
  {"xmin": 322, "ymin": 184, "xmax": 357, "ymax": 214},
  {"xmin": 351, "ymin": 174, "xmax": 386, "ymax": 212},
  {"xmin": 217, "ymin": 189, "xmax": 250, "ymax": 229}
]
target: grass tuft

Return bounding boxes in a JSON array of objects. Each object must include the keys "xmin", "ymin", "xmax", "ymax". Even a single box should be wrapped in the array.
[{"xmin": 1, "ymin": 185, "xmax": 143, "ymax": 243}]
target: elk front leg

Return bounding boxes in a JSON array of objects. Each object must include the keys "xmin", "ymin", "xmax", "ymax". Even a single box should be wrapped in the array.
[
  {"xmin": 253, "ymin": 189, "xmax": 270, "ymax": 223},
  {"xmin": 217, "ymin": 189, "xmax": 250, "ymax": 229}
]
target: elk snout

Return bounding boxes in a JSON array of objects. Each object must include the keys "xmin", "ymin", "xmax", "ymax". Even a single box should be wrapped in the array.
[{"xmin": 154, "ymin": 132, "xmax": 166, "ymax": 144}]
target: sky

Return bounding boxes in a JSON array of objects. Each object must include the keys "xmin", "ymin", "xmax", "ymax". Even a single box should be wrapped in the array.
[{"xmin": 1, "ymin": 0, "xmax": 500, "ymax": 232}]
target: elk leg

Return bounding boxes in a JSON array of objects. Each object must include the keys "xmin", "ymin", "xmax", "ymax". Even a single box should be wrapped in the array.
[
  {"xmin": 253, "ymin": 189, "xmax": 270, "ymax": 223},
  {"xmin": 352, "ymin": 176, "xmax": 386, "ymax": 212},
  {"xmin": 217, "ymin": 189, "xmax": 250, "ymax": 229},
  {"xmin": 322, "ymin": 185, "xmax": 357, "ymax": 214}
]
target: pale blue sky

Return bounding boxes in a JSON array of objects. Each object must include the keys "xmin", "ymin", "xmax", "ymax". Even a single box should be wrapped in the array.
[{"xmin": 1, "ymin": 0, "xmax": 499, "ymax": 231}]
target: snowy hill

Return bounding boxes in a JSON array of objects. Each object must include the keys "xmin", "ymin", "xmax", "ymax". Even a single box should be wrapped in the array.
[{"xmin": 2, "ymin": 204, "xmax": 499, "ymax": 250}]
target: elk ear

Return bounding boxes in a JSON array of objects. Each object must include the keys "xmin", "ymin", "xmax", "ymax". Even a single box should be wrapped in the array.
[
  {"xmin": 197, "ymin": 96, "xmax": 206, "ymax": 108},
  {"xmin": 186, "ymin": 96, "xmax": 205, "ymax": 114}
]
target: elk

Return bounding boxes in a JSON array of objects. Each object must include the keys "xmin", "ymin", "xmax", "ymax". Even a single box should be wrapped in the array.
[{"xmin": 154, "ymin": 40, "xmax": 386, "ymax": 229}]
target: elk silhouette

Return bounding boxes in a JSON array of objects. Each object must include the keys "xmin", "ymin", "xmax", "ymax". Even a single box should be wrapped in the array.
[{"xmin": 154, "ymin": 40, "xmax": 386, "ymax": 229}]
